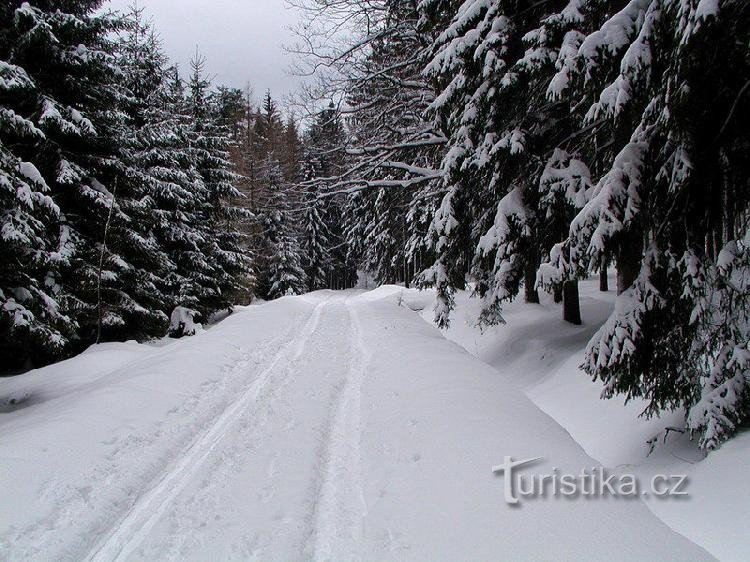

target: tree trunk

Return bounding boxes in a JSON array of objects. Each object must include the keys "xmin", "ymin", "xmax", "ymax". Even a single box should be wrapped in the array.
[
  {"xmin": 599, "ymin": 258, "xmax": 609, "ymax": 292},
  {"xmin": 616, "ymin": 235, "xmax": 641, "ymax": 295},
  {"xmin": 563, "ymin": 281, "xmax": 582, "ymax": 325},
  {"xmin": 724, "ymin": 160, "xmax": 735, "ymax": 242},
  {"xmin": 553, "ymin": 284, "xmax": 563, "ymax": 303},
  {"xmin": 524, "ymin": 247, "xmax": 540, "ymax": 304}
]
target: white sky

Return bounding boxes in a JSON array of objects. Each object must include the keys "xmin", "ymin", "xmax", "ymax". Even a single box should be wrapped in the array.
[{"xmin": 106, "ymin": 0, "xmax": 303, "ymax": 100}]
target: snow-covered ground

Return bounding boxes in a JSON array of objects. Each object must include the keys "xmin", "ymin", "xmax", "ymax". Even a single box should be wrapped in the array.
[
  {"xmin": 391, "ymin": 277, "xmax": 748, "ymax": 562},
  {"xmin": 0, "ymin": 289, "xmax": 725, "ymax": 560}
]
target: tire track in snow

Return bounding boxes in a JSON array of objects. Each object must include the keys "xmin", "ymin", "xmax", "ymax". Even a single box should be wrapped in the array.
[
  {"xmin": 308, "ymin": 297, "xmax": 371, "ymax": 562},
  {"xmin": 87, "ymin": 299, "xmax": 329, "ymax": 562}
]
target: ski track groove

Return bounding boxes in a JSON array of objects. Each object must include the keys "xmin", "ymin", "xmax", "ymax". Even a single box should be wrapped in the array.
[
  {"xmin": 308, "ymin": 298, "xmax": 371, "ymax": 562},
  {"xmin": 87, "ymin": 298, "xmax": 329, "ymax": 562}
]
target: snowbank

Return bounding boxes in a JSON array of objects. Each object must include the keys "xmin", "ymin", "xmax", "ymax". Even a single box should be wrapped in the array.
[
  {"xmin": 410, "ymin": 276, "xmax": 748, "ymax": 561},
  {"xmin": 354, "ymin": 296, "xmax": 709, "ymax": 561}
]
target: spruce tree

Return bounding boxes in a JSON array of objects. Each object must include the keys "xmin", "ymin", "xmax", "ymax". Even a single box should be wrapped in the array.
[
  {"xmin": 186, "ymin": 51, "xmax": 253, "ymax": 314},
  {"xmin": 543, "ymin": 0, "xmax": 750, "ymax": 449},
  {"xmin": 421, "ymin": 0, "xmax": 593, "ymax": 326},
  {"xmin": 117, "ymin": 6, "xmax": 218, "ymax": 319},
  {"xmin": 0, "ymin": 52, "xmax": 74, "ymax": 367},
  {"xmin": 304, "ymin": 103, "xmax": 355, "ymax": 289},
  {"xmin": 299, "ymin": 155, "xmax": 332, "ymax": 291},
  {"xmin": 1, "ymin": 0, "xmax": 174, "ymax": 365},
  {"xmin": 262, "ymin": 155, "xmax": 307, "ymax": 298}
]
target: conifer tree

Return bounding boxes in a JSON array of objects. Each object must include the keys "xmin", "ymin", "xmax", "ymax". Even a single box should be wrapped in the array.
[
  {"xmin": 420, "ymin": 0, "xmax": 593, "ymax": 326},
  {"xmin": 299, "ymin": 153, "xmax": 332, "ymax": 291},
  {"xmin": 304, "ymin": 103, "xmax": 355, "ymax": 289},
  {"xmin": 118, "ymin": 6, "xmax": 216, "ymax": 319},
  {"xmin": 541, "ymin": 0, "xmax": 750, "ymax": 449},
  {"xmin": 300, "ymin": 191, "xmax": 331, "ymax": 291},
  {"xmin": 261, "ymin": 155, "xmax": 307, "ymax": 298},
  {"xmin": 186, "ymin": 51, "xmax": 253, "ymax": 313},
  {"xmin": 1, "ymin": 0, "xmax": 173, "ymax": 364},
  {"xmin": 0, "ymin": 49, "xmax": 73, "ymax": 366}
]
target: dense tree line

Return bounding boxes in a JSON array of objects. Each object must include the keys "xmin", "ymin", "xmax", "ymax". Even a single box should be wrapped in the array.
[
  {"xmin": 2, "ymin": 0, "xmax": 748, "ymax": 451},
  {"xmin": 292, "ymin": 0, "xmax": 749, "ymax": 451},
  {"xmin": 0, "ymin": 1, "xmax": 361, "ymax": 371},
  {"xmin": 219, "ymin": 89, "xmax": 358, "ymax": 297},
  {"xmin": 0, "ymin": 1, "xmax": 254, "ymax": 369}
]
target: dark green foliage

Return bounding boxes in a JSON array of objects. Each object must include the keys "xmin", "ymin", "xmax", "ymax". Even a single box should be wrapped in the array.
[{"xmin": 0, "ymin": 2, "xmax": 253, "ymax": 370}]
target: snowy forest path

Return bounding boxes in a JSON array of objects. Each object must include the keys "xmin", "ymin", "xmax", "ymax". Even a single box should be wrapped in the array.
[
  {"xmin": 86, "ymin": 293, "xmax": 376, "ymax": 561},
  {"xmin": 307, "ymin": 297, "xmax": 371, "ymax": 561},
  {"xmin": 87, "ymin": 298, "xmax": 330, "ymax": 561},
  {"xmin": 1, "ymin": 291, "xmax": 712, "ymax": 561}
]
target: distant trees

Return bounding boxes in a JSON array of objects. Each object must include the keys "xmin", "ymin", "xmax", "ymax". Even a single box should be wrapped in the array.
[
  {"xmin": 290, "ymin": 0, "xmax": 444, "ymax": 287},
  {"xmin": 302, "ymin": 103, "xmax": 356, "ymax": 289},
  {"xmin": 261, "ymin": 154, "xmax": 307, "ymax": 298},
  {"xmin": 228, "ymin": 91, "xmax": 308, "ymax": 299}
]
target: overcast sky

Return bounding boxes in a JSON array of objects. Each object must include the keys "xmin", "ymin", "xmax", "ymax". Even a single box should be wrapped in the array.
[{"xmin": 106, "ymin": 0, "xmax": 303, "ymax": 101}]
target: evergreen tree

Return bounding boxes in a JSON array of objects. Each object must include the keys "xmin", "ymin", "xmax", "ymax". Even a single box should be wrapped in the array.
[
  {"xmin": 213, "ymin": 85, "xmax": 245, "ymax": 143},
  {"xmin": 281, "ymin": 116, "xmax": 303, "ymax": 182},
  {"xmin": 118, "ymin": 6, "xmax": 218, "ymax": 320},
  {"xmin": 254, "ymin": 90, "xmax": 283, "ymax": 156},
  {"xmin": 545, "ymin": 0, "xmax": 750, "ymax": 449},
  {"xmin": 186, "ymin": 51, "xmax": 253, "ymax": 313},
  {"xmin": 420, "ymin": 0, "xmax": 592, "ymax": 326},
  {"xmin": 1, "ymin": 0, "xmax": 172, "ymax": 366},
  {"xmin": 299, "ymin": 153, "xmax": 332, "ymax": 291},
  {"xmin": 261, "ymin": 155, "xmax": 307, "ymax": 298},
  {"xmin": 304, "ymin": 103, "xmax": 356, "ymax": 289},
  {"xmin": 0, "ymin": 53, "xmax": 73, "ymax": 366},
  {"xmin": 300, "ymin": 192, "xmax": 331, "ymax": 291}
]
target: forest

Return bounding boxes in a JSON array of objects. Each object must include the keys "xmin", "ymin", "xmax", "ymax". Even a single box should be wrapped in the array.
[{"xmin": 1, "ymin": 0, "xmax": 748, "ymax": 458}]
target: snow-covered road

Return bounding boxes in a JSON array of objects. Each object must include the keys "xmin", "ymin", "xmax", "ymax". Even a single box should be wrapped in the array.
[{"xmin": 0, "ymin": 291, "xmax": 712, "ymax": 561}]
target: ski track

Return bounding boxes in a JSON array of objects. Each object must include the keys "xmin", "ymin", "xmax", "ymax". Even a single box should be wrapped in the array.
[
  {"xmin": 2, "ymin": 292, "xmax": 714, "ymax": 562},
  {"xmin": 87, "ymin": 298, "xmax": 329, "ymax": 562},
  {"xmin": 307, "ymin": 298, "xmax": 371, "ymax": 562},
  {"xmin": 1, "ymin": 319, "xmax": 301, "ymax": 561}
]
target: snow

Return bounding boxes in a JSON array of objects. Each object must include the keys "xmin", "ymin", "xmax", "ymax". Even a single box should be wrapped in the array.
[
  {"xmin": 0, "ymin": 341, "xmax": 160, "ymax": 412},
  {"xmin": 38, "ymin": 99, "xmax": 97, "ymax": 137},
  {"xmin": 17, "ymin": 161, "xmax": 48, "ymax": 190},
  {"xmin": 0, "ymin": 60, "xmax": 34, "ymax": 92},
  {"xmin": 585, "ymin": 2, "xmax": 659, "ymax": 121},
  {"xmin": 569, "ymin": 136, "xmax": 647, "ymax": 259},
  {"xmin": 405, "ymin": 276, "xmax": 748, "ymax": 561},
  {"xmin": 578, "ymin": 0, "xmax": 651, "ymax": 63},
  {"xmin": 547, "ymin": 30, "xmax": 584, "ymax": 99},
  {"xmin": 0, "ymin": 290, "xmax": 715, "ymax": 560},
  {"xmin": 696, "ymin": 0, "xmax": 719, "ymax": 19},
  {"xmin": 168, "ymin": 306, "xmax": 201, "ymax": 337},
  {"xmin": 1, "ymin": 298, "xmax": 33, "ymax": 328}
]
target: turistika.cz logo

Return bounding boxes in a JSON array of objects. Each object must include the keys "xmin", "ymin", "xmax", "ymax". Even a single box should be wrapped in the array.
[{"xmin": 492, "ymin": 456, "xmax": 689, "ymax": 505}]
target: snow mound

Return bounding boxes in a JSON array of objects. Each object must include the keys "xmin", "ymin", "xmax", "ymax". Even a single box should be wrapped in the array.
[
  {"xmin": 416, "ymin": 275, "xmax": 747, "ymax": 561},
  {"xmin": 169, "ymin": 306, "xmax": 201, "ymax": 337}
]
